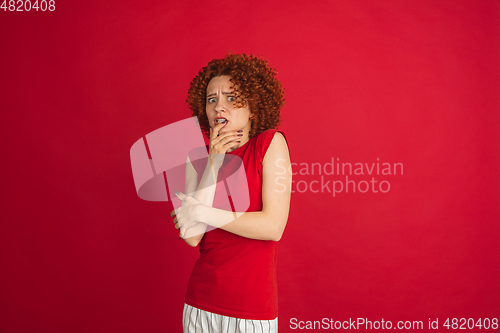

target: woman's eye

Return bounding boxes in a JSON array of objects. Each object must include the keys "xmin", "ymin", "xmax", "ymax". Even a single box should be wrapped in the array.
[
  {"xmin": 228, "ymin": 96, "xmax": 236, "ymax": 102},
  {"xmin": 207, "ymin": 97, "xmax": 216, "ymax": 103}
]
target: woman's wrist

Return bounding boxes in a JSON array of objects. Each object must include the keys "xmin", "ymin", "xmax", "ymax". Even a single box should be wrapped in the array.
[{"xmin": 209, "ymin": 153, "xmax": 225, "ymax": 171}]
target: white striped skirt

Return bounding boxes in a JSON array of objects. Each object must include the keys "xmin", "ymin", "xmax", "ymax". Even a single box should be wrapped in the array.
[{"xmin": 183, "ymin": 303, "xmax": 278, "ymax": 333}]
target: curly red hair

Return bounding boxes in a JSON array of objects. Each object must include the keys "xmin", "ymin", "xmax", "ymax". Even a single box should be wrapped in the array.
[{"xmin": 187, "ymin": 53, "xmax": 285, "ymax": 138}]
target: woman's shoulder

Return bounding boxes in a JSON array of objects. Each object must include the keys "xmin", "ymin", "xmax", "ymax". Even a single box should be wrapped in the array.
[
  {"xmin": 255, "ymin": 128, "xmax": 286, "ymax": 141},
  {"xmin": 254, "ymin": 129, "xmax": 289, "ymax": 163},
  {"xmin": 259, "ymin": 128, "xmax": 280, "ymax": 136},
  {"xmin": 256, "ymin": 129, "xmax": 288, "ymax": 148}
]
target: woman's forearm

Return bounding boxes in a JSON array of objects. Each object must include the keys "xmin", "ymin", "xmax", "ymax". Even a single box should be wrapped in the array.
[
  {"xmin": 190, "ymin": 159, "xmax": 221, "ymax": 206},
  {"xmin": 196, "ymin": 205, "xmax": 288, "ymax": 241},
  {"xmin": 182, "ymin": 159, "xmax": 221, "ymax": 245},
  {"xmin": 182, "ymin": 222, "xmax": 207, "ymax": 246}
]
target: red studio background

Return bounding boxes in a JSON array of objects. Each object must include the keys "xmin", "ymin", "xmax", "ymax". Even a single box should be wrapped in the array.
[{"xmin": 1, "ymin": 1, "xmax": 499, "ymax": 332}]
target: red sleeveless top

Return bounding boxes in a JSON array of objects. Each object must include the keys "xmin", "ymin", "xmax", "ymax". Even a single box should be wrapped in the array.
[{"xmin": 185, "ymin": 129, "xmax": 287, "ymax": 320}]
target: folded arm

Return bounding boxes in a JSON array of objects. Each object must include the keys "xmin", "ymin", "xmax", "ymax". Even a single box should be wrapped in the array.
[
  {"xmin": 192, "ymin": 132, "xmax": 292, "ymax": 241},
  {"xmin": 181, "ymin": 154, "xmax": 223, "ymax": 246}
]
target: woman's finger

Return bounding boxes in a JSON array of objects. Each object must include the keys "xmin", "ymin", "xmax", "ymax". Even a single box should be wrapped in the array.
[
  {"xmin": 212, "ymin": 122, "xmax": 226, "ymax": 136},
  {"xmin": 209, "ymin": 127, "xmax": 215, "ymax": 141},
  {"xmin": 219, "ymin": 136, "xmax": 242, "ymax": 149},
  {"xmin": 210, "ymin": 131, "xmax": 241, "ymax": 154},
  {"xmin": 169, "ymin": 209, "xmax": 176, "ymax": 217},
  {"xmin": 210, "ymin": 123, "xmax": 224, "ymax": 141},
  {"xmin": 174, "ymin": 191, "xmax": 186, "ymax": 200},
  {"xmin": 209, "ymin": 123, "xmax": 235, "ymax": 147},
  {"xmin": 213, "ymin": 129, "xmax": 240, "ymax": 141},
  {"xmin": 174, "ymin": 191, "xmax": 199, "ymax": 206},
  {"xmin": 209, "ymin": 132, "xmax": 225, "ymax": 148},
  {"xmin": 216, "ymin": 132, "xmax": 240, "ymax": 144}
]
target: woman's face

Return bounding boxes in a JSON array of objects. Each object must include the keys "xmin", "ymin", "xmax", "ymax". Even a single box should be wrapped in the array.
[{"xmin": 206, "ymin": 75, "xmax": 253, "ymax": 135}]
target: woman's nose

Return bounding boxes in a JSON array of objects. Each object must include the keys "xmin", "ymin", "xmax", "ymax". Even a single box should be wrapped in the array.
[{"xmin": 214, "ymin": 100, "xmax": 226, "ymax": 113}]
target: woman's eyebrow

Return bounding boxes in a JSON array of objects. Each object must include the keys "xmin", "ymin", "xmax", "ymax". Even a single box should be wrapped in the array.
[{"xmin": 206, "ymin": 91, "xmax": 234, "ymax": 98}]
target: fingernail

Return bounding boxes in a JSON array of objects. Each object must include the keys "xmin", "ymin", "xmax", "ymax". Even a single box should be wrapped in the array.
[
  {"xmin": 238, "ymin": 130, "xmax": 242, "ymax": 133},
  {"xmin": 237, "ymin": 141, "xmax": 241, "ymax": 143},
  {"xmin": 238, "ymin": 134, "xmax": 242, "ymax": 137},
  {"xmin": 175, "ymin": 191, "xmax": 180, "ymax": 195}
]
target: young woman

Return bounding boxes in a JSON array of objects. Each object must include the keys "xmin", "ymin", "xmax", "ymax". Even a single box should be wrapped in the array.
[{"xmin": 170, "ymin": 53, "xmax": 292, "ymax": 333}]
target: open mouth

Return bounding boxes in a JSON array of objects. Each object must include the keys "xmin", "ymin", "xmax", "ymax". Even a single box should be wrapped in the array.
[{"xmin": 215, "ymin": 118, "xmax": 228, "ymax": 124}]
